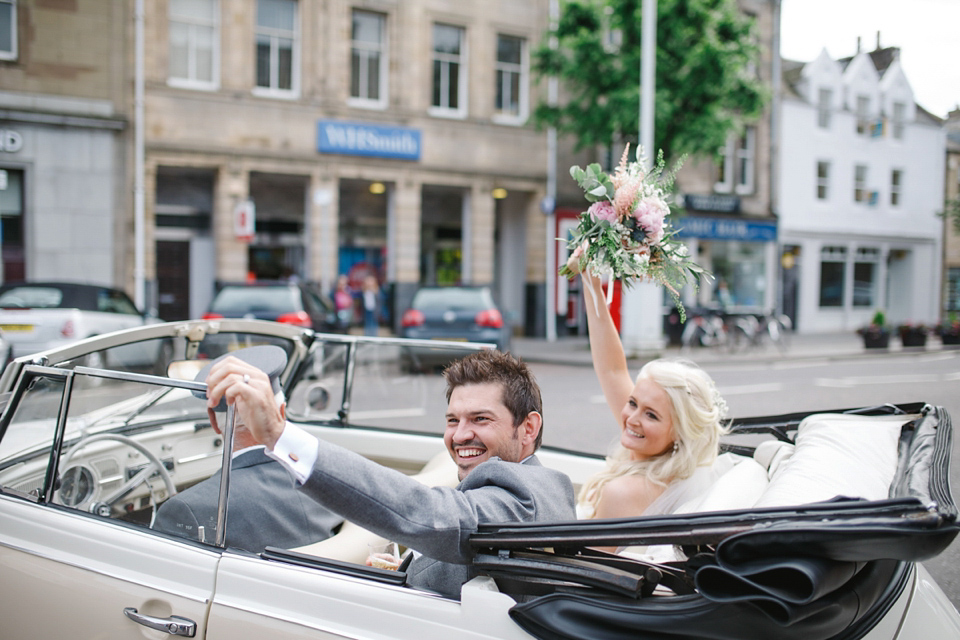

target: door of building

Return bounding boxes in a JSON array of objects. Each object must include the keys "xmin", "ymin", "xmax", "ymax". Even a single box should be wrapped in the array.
[{"xmin": 157, "ymin": 240, "xmax": 191, "ymax": 321}]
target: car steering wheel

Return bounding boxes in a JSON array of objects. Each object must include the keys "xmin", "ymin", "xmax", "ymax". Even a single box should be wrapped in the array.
[{"xmin": 59, "ymin": 433, "xmax": 177, "ymax": 520}]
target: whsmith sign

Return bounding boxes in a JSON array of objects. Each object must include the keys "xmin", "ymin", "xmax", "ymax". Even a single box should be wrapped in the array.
[{"xmin": 317, "ymin": 121, "xmax": 421, "ymax": 160}]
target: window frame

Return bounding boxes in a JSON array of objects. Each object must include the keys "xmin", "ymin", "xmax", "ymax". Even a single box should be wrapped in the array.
[
  {"xmin": 816, "ymin": 160, "xmax": 830, "ymax": 200},
  {"xmin": 856, "ymin": 95, "xmax": 871, "ymax": 136},
  {"xmin": 253, "ymin": 0, "xmax": 300, "ymax": 98},
  {"xmin": 817, "ymin": 87, "xmax": 832, "ymax": 129},
  {"xmin": 734, "ymin": 127, "xmax": 756, "ymax": 195},
  {"xmin": 890, "ymin": 169, "xmax": 903, "ymax": 207},
  {"xmin": 852, "ymin": 247, "xmax": 879, "ymax": 308},
  {"xmin": 429, "ymin": 23, "xmax": 467, "ymax": 119},
  {"xmin": 892, "ymin": 102, "xmax": 905, "ymax": 140},
  {"xmin": 0, "ymin": 0, "xmax": 17, "ymax": 61},
  {"xmin": 492, "ymin": 33, "xmax": 527, "ymax": 124},
  {"xmin": 714, "ymin": 137, "xmax": 734, "ymax": 194},
  {"xmin": 167, "ymin": 0, "xmax": 220, "ymax": 90},
  {"xmin": 348, "ymin": 9, "xmax": 387, "ymax": 109},
  {"xmin": 854, "ymin": 164, "xmax": 869, "ymax": 203}
]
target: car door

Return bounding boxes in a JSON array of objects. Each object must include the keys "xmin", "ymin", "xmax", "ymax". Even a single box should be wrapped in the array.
[{"xmin": 0, "ymin": 366, "xmax": 219, "ymax": 639}]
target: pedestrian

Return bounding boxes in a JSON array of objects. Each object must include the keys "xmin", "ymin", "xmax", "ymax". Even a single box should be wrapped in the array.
[{"xmin": 362, "ymin": 274, "xmax": 380, "ymax": 336}]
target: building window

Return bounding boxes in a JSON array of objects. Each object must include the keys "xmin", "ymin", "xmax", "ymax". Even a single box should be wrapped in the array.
[
  {"xmin": 816, "ymin": 161, "xmax": 830, "ymax": 200},
  {"xmin": 854, "ymin": 164, "xmax": 869, "ymax": 203},
  {"xmin": 853, "ymin": 247, "xmax": 879, "ymax": 308},
  {"xmin": 714, "ymin": 139, "xmax": 733, "ymax": 193},
  {"xmin": 819, "ymin": 245, "xmax": 846, "ymax": 308},
  {"xmin": 0, "ymin": 0, "xmax": 16, "ymax": 61},
  {"xmin": 255, "ymin": 0, "xmax": 297, "ymax": 94},
  {"xmin": 735, "ymin": 127, "xmax": 755, "ymax": 194},
  {"xmin": 817, "ymin": 88, "xmax": 832, "ymax": 128},
  {"xmin": 350, "ymin": 10, "xmax": 386, "ymax": 106},
  {"xmin": 494, "ymin": 34, "xmax": 526, "ymax": 120},
  {"xmin": 431, "ymin": 23, "xmax": 466, "ymax": 116},
  {"xmin": 890, "ymin": 169, "xmax": 903, "ymax": 206},
  {"xmin": 168, "ymin": 0, "xmax": 218, "ymax": 87},
  {"xmin": 892, "ymin": 101, "xmax": 905, "ymax": 140},
  {"xmin": 856, "ymin": 95, "xmax": 871, "ymax": 136}
]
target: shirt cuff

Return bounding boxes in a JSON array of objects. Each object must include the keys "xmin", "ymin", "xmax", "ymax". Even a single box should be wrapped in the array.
[{"xmin": 266, "ymin": 421, "xmax": 319, "ymax": 484}]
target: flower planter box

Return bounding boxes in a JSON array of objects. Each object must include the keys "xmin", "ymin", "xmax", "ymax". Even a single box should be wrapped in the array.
[
  {"xmin": 899, "ymin": 330, "xmax": 927, "ymax": 348},
  {"xmin": 862, "ymin": 333, "xmax": 890, "ymax": 349},
  {"xmin": 942, "ymin": 333, "xmax": 960, "ymax": 345}
]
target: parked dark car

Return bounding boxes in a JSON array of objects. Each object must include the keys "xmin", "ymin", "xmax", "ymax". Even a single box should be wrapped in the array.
[
  {"xmin": 203, "ymin": 281, "xmax": 341, "ymax": 333},
  {"xmin": 401, "ymin": 286, "xmax": 510, "ymax": 350}
]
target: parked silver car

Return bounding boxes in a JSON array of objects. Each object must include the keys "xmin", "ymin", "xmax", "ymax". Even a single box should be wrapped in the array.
[{"xmin": 0, "ymin": 320, "xmax": 957, "ymax": 639}]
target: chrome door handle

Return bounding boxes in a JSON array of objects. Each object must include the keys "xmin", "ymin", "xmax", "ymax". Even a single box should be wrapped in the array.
[{"xmin": 123, "ymin": 607, "xmax": 197, "ymax": 637}]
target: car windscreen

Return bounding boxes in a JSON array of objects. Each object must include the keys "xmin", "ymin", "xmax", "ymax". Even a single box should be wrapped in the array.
[
  {"xmin": 210, "ymin": 287, "xmax": 298, "ymax": 314},
  {"xmin": 412, "ymin": 288, "xmax": 491, "ymax": 312},
  {"xmin": 0, "ymin": 286, "xmax": 65, "ymax": 309}
]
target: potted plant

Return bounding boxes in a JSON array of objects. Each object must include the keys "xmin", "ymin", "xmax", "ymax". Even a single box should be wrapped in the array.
[
  {"xmin": 857, "ymin": 310, "xmax": 890, "ymax": 349},
  {"xmin": 936, "ymin": 314, "xmax": 960, "ymax": 345},
  {"xmin": 897, "ymin": 322, "xmax": 929, "ymax": 348}
]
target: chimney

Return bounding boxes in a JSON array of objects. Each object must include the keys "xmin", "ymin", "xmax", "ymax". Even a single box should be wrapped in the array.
[
  {"xmin": 876, "ymin": 31, "xmax": 881, "ymax": 50},
  {"xmin": 856, "ymin": 36, "xmax": 861, "ymax": 53}
]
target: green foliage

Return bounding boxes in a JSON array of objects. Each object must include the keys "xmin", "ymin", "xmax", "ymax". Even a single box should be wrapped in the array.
[
  {"xmin": 534, "ymin": 0, "xmax": 768, "ymax": 161},
  {"xmin": 871, "ymin": 310, "xmax": 887, "ymax": 327},
  {"xmin": 570, "ymin": 164, "xmax": 615, "ymax": 201},
  {"xmin": 938, "ymin": 198, "xmax": 960, "ymax": 234}
]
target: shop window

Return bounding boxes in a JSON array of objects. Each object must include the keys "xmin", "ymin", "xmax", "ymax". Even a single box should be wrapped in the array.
[
  {"xmin": 892, "ymin": 102, "xmax": 905, "ymax": 140},
  {"xmin": 0, "ymin": 0, "xmax": 16, "ymax": 61},
  {"xmin": 168, "ymin": 0, "xmax": 218, "ymax": 87},
  {"xmin": 890, "ymin": 169, "xmax": 902, "ymax": 206},
  {"xmin": 853, "ymin": 247, "xmax": 879, "ymax": 307},
  {"xmin": 854, "ymin": 164, "xmax": 869, "ymax": 203},
  {"xmin": 350, "ymin": 10, "xmax": 386, "ymax": 107},
  {"xmin": 856, "ymin": 95, "xmax": 871, "ymax": 136},
  {"xmin": 948, "ymin": 267, "xmax": 960, "ymax": 312},
  {"xmin": 816, "ymin": 161, "xmax": 830, "ymax": 200},
  {"xmin": 0, "ymin": 168, "xmax": 25, "ymax": 280},
  {"xmin": 817, "ymin": 87, "xmax": 832, "ymax": 129},
  {"xmin": 819, "ymin": 245, "xmax": 846, "ymax": 308},
  {"xmin": 431, "ymin": 24, "xmax": 466, "ymax": 116},
  {"xmin": 494, "ymin": 34, "xmax": 526, "ymax": 121},
  {"xmin": 255, "ymin": 0, "xmax": 298, "ymax": 94}
]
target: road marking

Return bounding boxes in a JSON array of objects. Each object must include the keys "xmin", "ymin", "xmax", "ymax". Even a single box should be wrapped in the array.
[
  {"xmin": 717, "ymin": 382, "xmax": 784, "ymax": 396},
  {"xmin": 772, "ymin": 359, "xmax": 830, "ymax": 370},
  {"xmin": 814, "ymin": 374, "xmax": 943, "ymax": 388}
]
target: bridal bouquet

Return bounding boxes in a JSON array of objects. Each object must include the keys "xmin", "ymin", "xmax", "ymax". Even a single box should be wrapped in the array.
[{"xmin": 559, "ymin": 145, "xmax": 709, "ymax": 321}]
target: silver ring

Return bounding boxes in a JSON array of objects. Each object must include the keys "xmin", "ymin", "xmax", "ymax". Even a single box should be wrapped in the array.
[{"xmin": 242, "ymin": 374, "xmax": 250, "ymax": 385}]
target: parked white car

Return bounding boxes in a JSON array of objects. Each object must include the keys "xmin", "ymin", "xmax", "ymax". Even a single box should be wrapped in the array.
[
  {"xmin": 0, "ymin": 281, "xmax": 157, "ymax": 358},
  {"xmin": 0, "ymin": 320, "xmax": 957, "ymax": 639}
]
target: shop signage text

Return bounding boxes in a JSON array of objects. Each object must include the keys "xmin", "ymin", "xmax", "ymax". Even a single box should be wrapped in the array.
[
  {"xmin": 0, "ymin": 130, "xmax": 23, "ymax": 153},
  {"xmin": 675, "ymin": 216, "xmax": 777, "ymax": 242},
  {"xmin": 317, "ymin": 121, "xmax": 421, "ymax": 160},
  {"xmin": 683, "ymin": 193, "xmax": 740, "ymax": 213}
]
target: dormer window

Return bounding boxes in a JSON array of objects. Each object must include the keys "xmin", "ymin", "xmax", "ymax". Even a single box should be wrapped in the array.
[
  {"xmin": 817, "ymin": 88, "xmax": 832, "ymax": 129},
  {"xmin": 856, "ymin": 95, "xmax": 871, "ymax": 136},
  {"xmin": 892, "ymin": 102, "xmax": 905, "ymax": 140}
]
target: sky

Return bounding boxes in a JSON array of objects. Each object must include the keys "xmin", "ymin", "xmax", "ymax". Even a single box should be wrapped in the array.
[{"xmin": 779, "ymin": 0, "xmax": 960, "ymax": 119}]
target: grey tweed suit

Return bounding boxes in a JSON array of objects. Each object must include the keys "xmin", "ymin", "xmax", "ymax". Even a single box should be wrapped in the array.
[
  {"xmin": 154, "ymin": 448, "xmax": 342, "ymax": 553},
  {"xmin": 300, "ymin": 441, "xmax": 576, "ymax": 599}
]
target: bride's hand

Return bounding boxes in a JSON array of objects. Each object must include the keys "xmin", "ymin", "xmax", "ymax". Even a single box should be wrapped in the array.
[{"xmin": 565, "ymin": 245, "xmax": 585, "ymax": 275}]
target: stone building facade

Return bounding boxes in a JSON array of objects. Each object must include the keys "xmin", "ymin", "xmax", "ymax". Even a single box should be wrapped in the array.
[
  {"xmin": 945, "ymin": 109, "xmax": 960, "ymax": 319},
  {"xmin": 142, "ymin": 0, "xmax": 551, "ymax": 332},
  {"xmin": 0, "ymin": 1, "xmax": 131, "ymax": 289}
]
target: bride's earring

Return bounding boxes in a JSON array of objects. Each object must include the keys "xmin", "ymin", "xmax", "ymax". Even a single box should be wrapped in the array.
[{"xmin": 672, "ymin": 441, "xmax": 679, "ymax": 454}]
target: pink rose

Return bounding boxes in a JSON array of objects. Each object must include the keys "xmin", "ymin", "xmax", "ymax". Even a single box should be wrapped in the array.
[
  {"xmin": 633, "ymin": 197, "xmax": 667, "ymax": 244},
  {"xmin": 587, "ymin": 201, "xmax": 618, "ymax": 224}
]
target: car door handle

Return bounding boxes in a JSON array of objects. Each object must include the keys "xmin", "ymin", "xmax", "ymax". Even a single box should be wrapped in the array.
[{"xmin": 123, "ymin": 607, "xmax": 197, "ymax": 637}]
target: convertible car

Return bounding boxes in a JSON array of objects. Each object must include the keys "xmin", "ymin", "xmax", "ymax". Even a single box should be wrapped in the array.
[{"xmin": 0, "ymin": 319, "xmax": 958, "ymax": 639}]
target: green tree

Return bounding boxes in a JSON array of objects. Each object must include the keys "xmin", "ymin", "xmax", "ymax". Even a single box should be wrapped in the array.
[
  {"xmin": 940, "ymin": 198, "xmax": 960, "ymax": 234},
  {"xmin": 534, "ymin": 0, "xmax": 768, "ymax": 161}
]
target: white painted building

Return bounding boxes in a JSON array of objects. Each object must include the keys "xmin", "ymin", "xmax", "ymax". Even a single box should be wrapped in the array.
[{"xmin": 778, "ymin": 46, "xmax": 945, "ymax": 333}]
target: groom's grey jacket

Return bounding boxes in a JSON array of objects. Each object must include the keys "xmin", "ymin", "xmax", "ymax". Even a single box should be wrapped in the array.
[{"xmin": 300, "ymin": 441, "xmax": 576, "ymax": 599}]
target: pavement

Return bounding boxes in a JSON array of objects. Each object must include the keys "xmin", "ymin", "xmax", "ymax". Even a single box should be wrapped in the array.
[{"xmin": 510, "ymin": 331, "xmax": 956, "ymax": 367}]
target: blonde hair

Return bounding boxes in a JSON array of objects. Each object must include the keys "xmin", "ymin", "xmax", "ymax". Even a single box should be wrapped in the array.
[{"xmin": 578, "ymin": 358, "xmax": 728, "ymax": 510}]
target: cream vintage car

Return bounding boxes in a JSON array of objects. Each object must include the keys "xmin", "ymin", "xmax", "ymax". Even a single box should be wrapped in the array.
[{"xmin": 0, "ymin": 319, "xmax": 958, "ymax": 639}]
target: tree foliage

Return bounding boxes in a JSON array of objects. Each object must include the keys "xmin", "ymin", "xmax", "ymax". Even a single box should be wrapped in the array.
[
  {"xmin": 941, "ymin": 198, "xmax": 960, "ymax": 235},
  {"xmin": 534, "ymin": 0, "xmax": 768, "ymax": 161}
]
